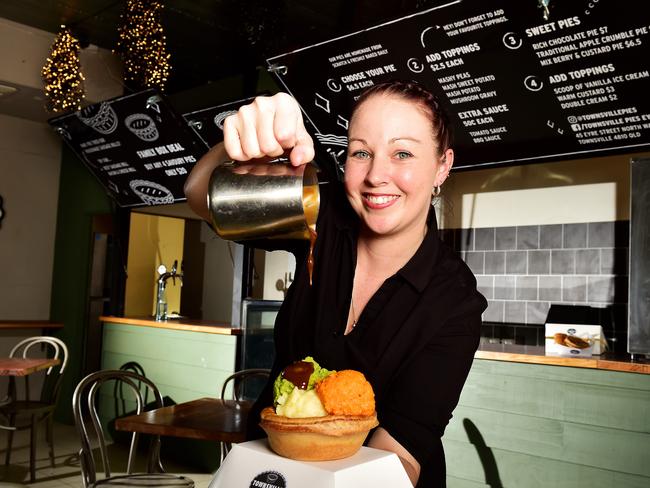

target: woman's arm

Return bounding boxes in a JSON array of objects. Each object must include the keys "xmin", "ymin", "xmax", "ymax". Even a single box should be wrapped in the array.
[
  {"xmin": 183, "ymin": 142, "xmax": 227, "ymax": 221},
  {"xmin": 374, "ymin": 310, "xmax": 483, "ymax": 487},
  {"xmin": 368, "ymin": 427, "xmax": 421, "ymax": 486}
]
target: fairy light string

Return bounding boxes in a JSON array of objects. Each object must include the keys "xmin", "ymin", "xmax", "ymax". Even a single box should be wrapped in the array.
[
  {"xmin": 41, "ymin": 26, "xmax": 86, "ymax": 112},
  {"xmin": 116, "ymin": 0, "xmax": 171, "ymax": 91}
]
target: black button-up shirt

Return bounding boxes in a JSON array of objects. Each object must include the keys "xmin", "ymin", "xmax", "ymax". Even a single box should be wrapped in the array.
[{"xmin": 251, "ymin": 181, "xmax": 487, "ymax": 487}]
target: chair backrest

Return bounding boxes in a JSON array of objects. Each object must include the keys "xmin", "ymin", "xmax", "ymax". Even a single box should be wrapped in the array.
[
  {"xmin": 221, "ymin": 368, "xmax": 270, "ymax": 402},
  {"xmin": 72, "ymin": 370, "xmax": 165, "ymax": 488},
  {"xmin": 8, "ymin": 336, "xmax": 68, "ymax": 403},
  {"xmin": 114, "ymin": 362, "xmax": 149, "ymax": 418},
  {"xmin": 119, "ymin": 361, "xmax": 146, "ymax": 377}
]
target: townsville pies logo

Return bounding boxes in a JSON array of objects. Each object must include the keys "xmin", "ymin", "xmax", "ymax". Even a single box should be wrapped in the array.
[{"xmin": 249, "ymin": 470, "xmax": 286, "ymax": 488}]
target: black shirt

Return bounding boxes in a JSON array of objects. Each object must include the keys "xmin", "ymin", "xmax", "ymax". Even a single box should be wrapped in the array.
[{"xmin": 250, "ymin": 181, "xmax": 487, "ymax": 487}]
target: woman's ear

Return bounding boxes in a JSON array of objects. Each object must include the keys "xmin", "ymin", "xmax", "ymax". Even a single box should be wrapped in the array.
[{"xmin": 435, "ymin": 148, "xmax": 454, "ymax": 186}]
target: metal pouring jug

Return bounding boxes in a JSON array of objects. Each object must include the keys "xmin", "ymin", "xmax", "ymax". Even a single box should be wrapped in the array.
[{"xmin": 207, "ymin": 159, "xmax": 320, "ymax": 241}]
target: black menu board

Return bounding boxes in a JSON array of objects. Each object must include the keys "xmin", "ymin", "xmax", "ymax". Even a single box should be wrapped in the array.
[
  {"xmin": 183, "ymin": 95, "xmax": 261, "ymax": 148},
  {"xmin": 266, "ymin": 0, "xmax": 650, "ymax": 171},
  {"xmin": 49, "ymin": 89, "xmax": 207, "ymax": 207}
]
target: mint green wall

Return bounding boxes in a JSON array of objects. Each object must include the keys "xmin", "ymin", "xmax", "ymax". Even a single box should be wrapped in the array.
[
  {"xmin": 444, "ymin": 359, "xmax": 650, "ymax": 487},
  {"xmin": 50, "ymin": 144, "xmax": 112, "ymax": 423},
  {"xmin": 101, "ymin": 323, "xmax": 237, "ymax": 402},
  {"xmin": 101, "ymin": 321, "xmax": 237, "ymax": 471}
]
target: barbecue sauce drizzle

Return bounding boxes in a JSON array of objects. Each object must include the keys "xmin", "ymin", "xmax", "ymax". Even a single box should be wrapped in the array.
[
  {"xmin": 307, "ymin": 226, "xmax": 316, "ymax": 286},
  {"xmin": 282, "ymin": 361, "xmax": 314, "ymax": 390},
  {"xmin": 302, "ymin": 182, "xmax": 319, "ymax": 287}
]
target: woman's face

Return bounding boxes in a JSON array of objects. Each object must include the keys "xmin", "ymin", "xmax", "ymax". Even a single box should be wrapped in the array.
[{"xmin": 344, "ymin": 93, "xmax": 452, "ymax": 239}]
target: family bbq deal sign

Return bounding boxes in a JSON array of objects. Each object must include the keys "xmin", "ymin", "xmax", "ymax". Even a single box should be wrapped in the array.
[
  {"xmin": 266, "ymin": 0, "xmax": 650, "ymax": 172},
  {"xmin": 49, "ymin": 91, "xmax": 263, "ymax": 208},
  {"xmin": 49, "ymin": 90, "xmax": 208, "ymax": 208}
]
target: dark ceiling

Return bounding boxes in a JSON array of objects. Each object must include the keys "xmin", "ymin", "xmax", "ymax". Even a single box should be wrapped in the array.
[{"xmin": 0, "ymin": 0, "xmax": 439, "ymax": 94}]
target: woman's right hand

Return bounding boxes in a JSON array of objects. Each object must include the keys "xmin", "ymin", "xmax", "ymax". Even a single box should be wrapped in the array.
[
  {"xmin": 223, "ymin": 93, "xmax": 315, "ymax": 166},
  {"xmin": 184, "ymin": 93, "xmax": 314, "ymax": 221}
]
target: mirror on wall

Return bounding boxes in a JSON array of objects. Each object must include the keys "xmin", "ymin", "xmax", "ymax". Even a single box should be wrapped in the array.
[
  {"xmin": 252, "ymin": 248, "xmax": 296, "ymax": 301},
  {"xmin": 127, "ymin": 202, "xmax": 295, "ymax": 324},
  {"xmin": 127, "ymin": 203, "xmax": 234, "ymax": 323}
]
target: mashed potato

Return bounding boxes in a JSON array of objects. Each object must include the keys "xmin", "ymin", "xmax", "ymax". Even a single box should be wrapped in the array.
[{"xmin": 276, "ymin": 388, "xmax": 327, "ymax": 418}]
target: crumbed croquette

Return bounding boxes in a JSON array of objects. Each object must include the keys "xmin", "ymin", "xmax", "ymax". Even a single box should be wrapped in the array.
[{"xmin": 316, "ymin": 370, "xmax": 375, "ymax": 416}]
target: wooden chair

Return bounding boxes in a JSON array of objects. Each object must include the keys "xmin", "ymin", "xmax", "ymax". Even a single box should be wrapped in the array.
[
  {"xmin": 1, "ymin": 336, "xmax": 68, "ymax": 483},
  {"xmin": 72, "ymin": 369, "xmax": 194, "ymax": 487},
  {"xmin": 219, "ymin": 368, "xmax": 270, "ymax": 460},
  {"xmin": 114, "ymin": 362, "xmax": 149, "ymax": 420}
]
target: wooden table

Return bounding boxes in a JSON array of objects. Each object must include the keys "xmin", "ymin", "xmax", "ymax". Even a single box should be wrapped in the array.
[
  {"xmin": 114, "ymin": 397, "xmax": 252, "ymax": 443},
  {"xmin": 0, "ymin": 357, "xmax": 61, "ymax": 430},
  {"xmin": 0, "ymin": 357, "xmax": 60, "ymax": 376},
  {"xmin": 0, "ymin": 321, "xmax": 64, "ymax": 331}
]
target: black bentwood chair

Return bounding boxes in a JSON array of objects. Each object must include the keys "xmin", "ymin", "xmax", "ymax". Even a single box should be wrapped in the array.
[
  {"xmin": 219, "ymin": 368, "xmax": 270, "ymax": 461},
  {"xmin": 114, "ymin": 362, "xmax": 149, "ymax": 420},
  {"xmin": 1, "ymin": 336, "xmax": 68, "ymax": 483},
  {"xmin": 72, "ymin": 370, "xmax": 194, "ymax": 487}
]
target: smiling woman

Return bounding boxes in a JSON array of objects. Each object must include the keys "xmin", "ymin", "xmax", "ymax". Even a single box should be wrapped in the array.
[{"xmin": 185, "ymin": 81, "xmax": 487, "ymax": 487}]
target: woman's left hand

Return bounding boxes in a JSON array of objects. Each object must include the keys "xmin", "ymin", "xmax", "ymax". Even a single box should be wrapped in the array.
[{"xmin": 368, "ymin": 427, "xmax": 420, "ymax": 486}]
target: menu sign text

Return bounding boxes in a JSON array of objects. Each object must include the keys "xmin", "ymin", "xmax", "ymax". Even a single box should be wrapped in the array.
[
  {"xmin": 267, "ymin": 0, "xmax": 650, "ymax": 170},
  {"xmin": 49, "ymin": 90, "xmax": 207, "ymax": 207}
]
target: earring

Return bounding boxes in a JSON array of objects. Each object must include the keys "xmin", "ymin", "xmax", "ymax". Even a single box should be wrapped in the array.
[{"xmin": 431, "ymin": 186, "xmax": 441, "ymax": 205}]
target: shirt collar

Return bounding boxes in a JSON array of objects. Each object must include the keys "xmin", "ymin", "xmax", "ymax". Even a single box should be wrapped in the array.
[
  {"xmin": 336, "ymin": 197, "xmax": 441, "ymax": 293},
  {"xmin": 331, "ymin": 191, "xmax": 359, "ymax": 234},
  {"xmin": 396, "ymin": 208, "xmax": 440, "ymax": 292}
]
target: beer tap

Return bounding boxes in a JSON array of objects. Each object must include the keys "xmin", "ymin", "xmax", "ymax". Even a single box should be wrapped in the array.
[{"xmin": 155, "ymin": 260, "xmax": 183, "ymax": 321}]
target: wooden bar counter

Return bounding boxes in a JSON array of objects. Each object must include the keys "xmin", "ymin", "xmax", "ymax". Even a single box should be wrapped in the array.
[
  {"xmin": 474, "ymin": 343, "xmax": 650, "ymax": 375},
  {"xmin": 99, "ymin": 315, "xmax": 238, "ymax": 335}
]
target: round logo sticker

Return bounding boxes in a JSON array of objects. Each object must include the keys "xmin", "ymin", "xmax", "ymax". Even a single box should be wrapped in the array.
[{"xmin": 249, "ymin": 471, "xmax": 286, "ymax": 488}]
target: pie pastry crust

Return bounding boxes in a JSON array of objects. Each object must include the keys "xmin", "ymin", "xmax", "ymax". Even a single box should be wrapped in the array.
[{"xmin": 260, "ymin": 407, "xmax": 379, "ymax": 461}]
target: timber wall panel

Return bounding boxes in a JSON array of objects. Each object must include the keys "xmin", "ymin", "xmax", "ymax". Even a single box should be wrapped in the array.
[
  {"xmin": 102, "ymin": 323, "xmax": 237, "ymax": 403},
  {"xmin": 443, "ymin": 359, "xmax": 650, "ymax": 487},
  {"xmin": 445, "ymin": 438, "xmax": 650, "ymax": 488}
]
